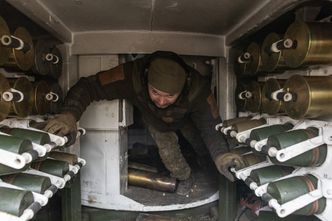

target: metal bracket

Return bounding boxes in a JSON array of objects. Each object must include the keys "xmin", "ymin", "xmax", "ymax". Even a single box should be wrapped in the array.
[
  {"xmin": 0, "ymin": 118, "xmax": 67, "ymax": 146},
  {"xmin": 269, "ymin": 189, "xmax": 323, "ymax": 218},
  {"xmin": 222, "ymin": 125, "xmax": 232, "ymax": 135},
  {"xmin": 0, "ymin": 148, "xmax": 27, "ymax": 169},
  {"xmin": 254, "ymin": 138, "xmax": 268, "ymax": 151},
  {"xmin": 0, "ymin": 211, "xmax": 22, "ymax": 221},
  {"xmin": 231, "ymin": 160, "xmax": 272, "ymax": 181},
  {"xmin": 0, "ymin": 131, "xmax": 34, "ymax": 169},
  {"xmin": 215, "ymin": 122, "xmax": 223, "ymax": 131}
]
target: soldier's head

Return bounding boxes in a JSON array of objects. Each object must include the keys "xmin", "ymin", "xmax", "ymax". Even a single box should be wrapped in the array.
[{"xmin": 147, "ymin": 58, "xmax": 186, "ymax": 109}]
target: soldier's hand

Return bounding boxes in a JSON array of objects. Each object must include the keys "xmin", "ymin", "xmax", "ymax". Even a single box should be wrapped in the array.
[
  {"xmin": 44, "ymin": 113, "xmax": 77, "ymax": 137},
  {"xmin": 214, "ymin": 153, "xmax": 246, "ymax": 182}
]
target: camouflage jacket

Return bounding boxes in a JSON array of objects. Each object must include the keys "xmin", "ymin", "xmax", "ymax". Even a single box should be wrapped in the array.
[{"xmin": 62, "ymin": 52, "xmax": 228, "ymax": 159}]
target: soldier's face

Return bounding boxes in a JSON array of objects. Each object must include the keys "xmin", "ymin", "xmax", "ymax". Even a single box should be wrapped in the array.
[{"xmin": 148, "ymin": 84, "xmax": 180, "ymax": 109}]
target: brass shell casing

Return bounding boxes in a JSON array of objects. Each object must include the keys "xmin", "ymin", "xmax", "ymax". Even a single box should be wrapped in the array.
[
  {"xmin": 235, "ymin": 82, "xmax": 248, "ymax": 112},
  {"xmin": 9, "ymin": 77, "xmax": 33, "ymax": 117},
  {"xmin": 245, "ymin": 81, "xmax": 262, "ymax": 113},
  {"xmin": 283, "ymin": 75, "xmax": 332, "ymax": 119},
  {"xmin": 32, "ymin": 81, "xmax": 51, "ymax": 115},
  {"xmin": 0, "ymin": 16, "xmax": 11, "ymax": 65},
  {"xmin": 128, "ymin": 168, "xmax": 177, "ymax": 193},
  {"xmin": 261, "ymin": 78, "xmax": 285, "ymax": 115},
  {"xmin": 261, "ymin": 33, "xmax": 287, "ymax": 72},
  {"xmin": 49, "ymin": 46, "xmax": 63, "ymax": 79},
  {"xmin": 283, "ymin": 21, "xmax": 332, "ymax": 68},
  {"xmin": 5, "ymin": 27, "xmax": 34, "ymax": 71},
  {"xmin": 243, "ymin": 42, "xmax": 262, "ymax": 76},
  {"xmin": 0, "ymin": 73, "xmax": 11, "ymax": 121}
]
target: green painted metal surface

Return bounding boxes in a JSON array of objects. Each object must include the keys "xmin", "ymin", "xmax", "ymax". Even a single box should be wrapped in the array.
[
  {"xmin": 0, "ymin": 134, "xmax": 33, "ymax": 153},
  {"xmin": 62, "ymin": 173, "xmax": 82, "ymax": 221},
  {"xmin": 267, "ymin": 175, "xmax": 326, "ymax": 215},
  {"xmin": 32, "ymin": 159, "xmax": 69, "ymax": 177},
  {"xmin": 218, "ymin": 175, "xmax": 237, "ymax": 221},
  {"xmin": 257, "ymin": 211, "xmax": 320, "ymax": 221},
  {"xmin": 3, "ymin": 173, "xmax": 51, "ymax": 194},
  {"xmin": 250, "ymin": 123, "xmax": 293, "ymax": 141},
  {"xmin": 267, "ymin": 128, "xmax": 327, "ymax": 167},
  {"xmin": 250, "ymin": 165, "xmax": 294, "ymax": 186},
  {"xmin": 0, "ymin": 187, "xmax": 34, "ymax": 216},
  {"xmin": 0, "ymin": 134, "xmax": 33, "ymax": 175},
  {"xmin": 9, "ymin": 128, "xmax": 51, "ymax": 145}
]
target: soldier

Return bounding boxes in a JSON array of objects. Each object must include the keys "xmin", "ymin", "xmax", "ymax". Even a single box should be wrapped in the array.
[{"xmin": 44, "ymin": 51, "xmax": 244, "ymax": 193}]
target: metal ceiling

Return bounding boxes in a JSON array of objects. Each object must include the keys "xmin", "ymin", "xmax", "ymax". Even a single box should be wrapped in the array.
[
  {"xmin": 37, "ymin": 0, "xmax": 266, "ymax": 35},
  {"xmin": 6, "ymin": 0, "xmax": 307, "ymax": 55}
]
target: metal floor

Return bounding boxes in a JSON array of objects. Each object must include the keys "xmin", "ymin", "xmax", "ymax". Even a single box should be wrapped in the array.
[{"xmin": 124, "ymin": 168, "xmax": 218, "ymax": 206}]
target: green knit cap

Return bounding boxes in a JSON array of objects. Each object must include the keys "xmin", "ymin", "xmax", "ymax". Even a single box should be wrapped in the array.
[{"xmin": 148, "ymin": 58, "xmax": 186, "ymax": 94}]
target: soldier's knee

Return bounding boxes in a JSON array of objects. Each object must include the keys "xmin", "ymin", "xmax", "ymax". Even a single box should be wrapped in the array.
[{"xmin": 172, "ymin": 167, "xmax": 191, "ymax": 180}]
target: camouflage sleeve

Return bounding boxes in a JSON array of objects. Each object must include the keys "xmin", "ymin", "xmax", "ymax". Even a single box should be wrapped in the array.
[
  {"xmin": 190, "ymin": 92, "xmax": 229, "ymax": 160},
  {"xmin": 61, "ymin": 63, "xmax": 132, "ymax": 121}
]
